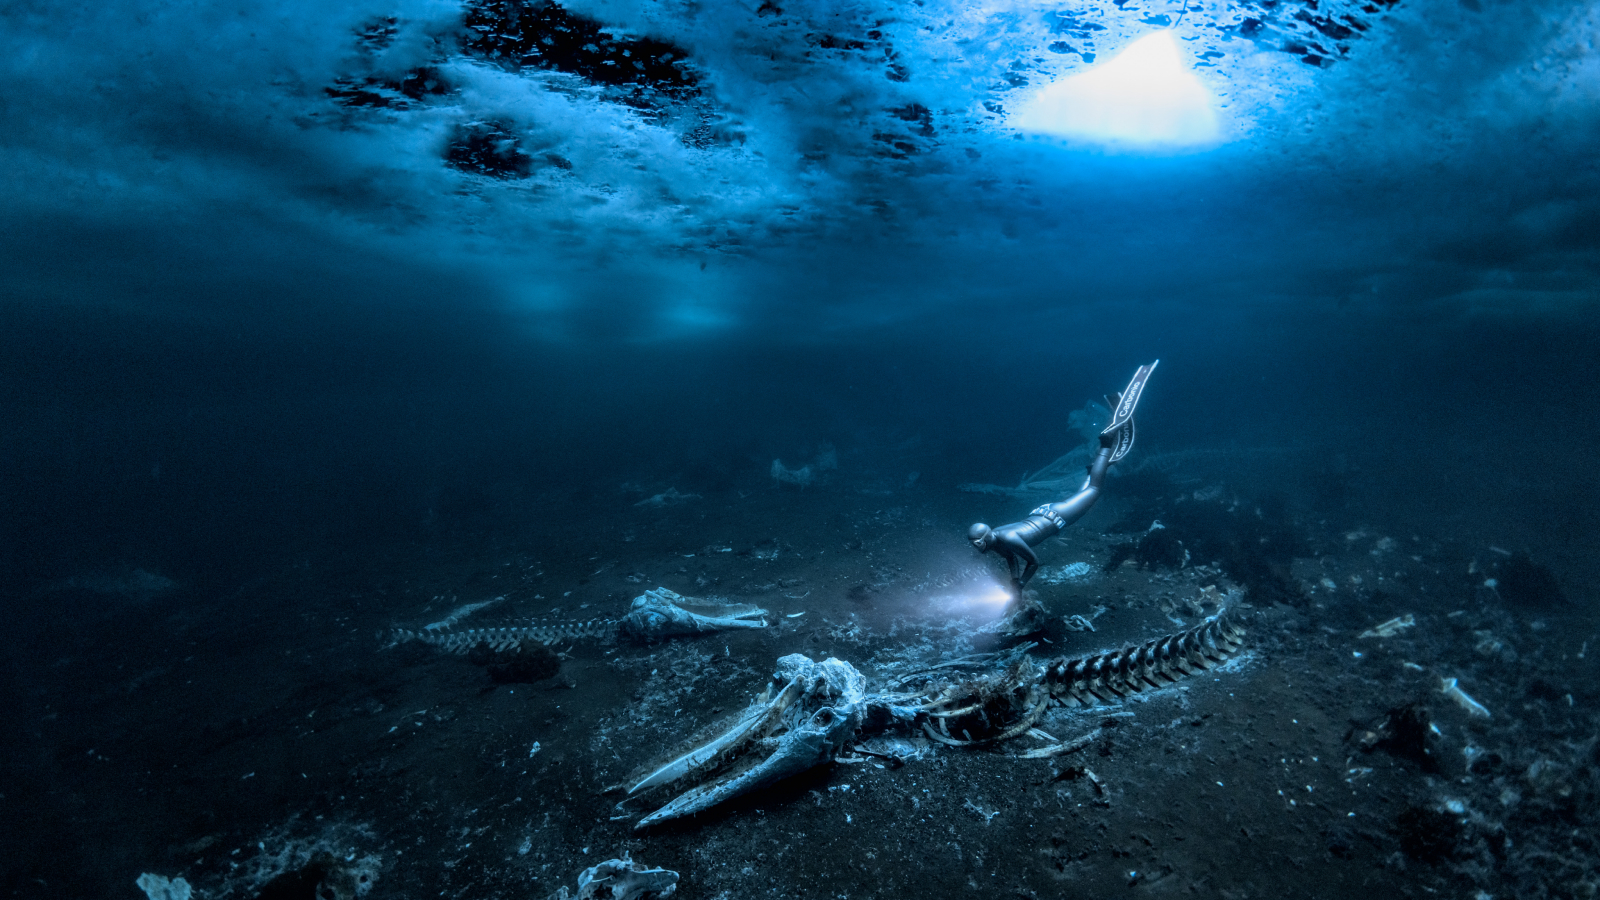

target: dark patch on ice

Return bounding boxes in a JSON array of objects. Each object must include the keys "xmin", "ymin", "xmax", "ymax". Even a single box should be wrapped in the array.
[
  {"xmin": 462, "ymin": 0, "xmax": 698, "ymax": 98},
  {"xmin": 325, "ymin": 1, "xmax": 705, "ymax": 173},
  {"xmin": 808, "ymin": 33, "xmax": 869, "ymax": 51},
  {"xmin": 1047, "ymin": 11, "xmax": 1106, "ymax": 39},
  {"xmin": 327, "ymin": 67, "xmax": 453, "ymax": 109},
  {"xmin": 1295, "ymin": 9, "xmax": 1362, "ymax": 40},
  {"xmin": 872, "ymin": 132, "xmax": 920, "ymax": 157},
  {"xmin": 445, "ymin": 121, "xmax": 536, "ymax": 179},
  {"xmin": 889, "ymin": 103, "xmax": 935, "ymax": 137},
  {"xmin": 1226, "ymin": 0, "xmax": 1401, "ymax": 66},
  {"xmin": 355, "ymin": 16, "xmax": 400, "ymax": 51}
]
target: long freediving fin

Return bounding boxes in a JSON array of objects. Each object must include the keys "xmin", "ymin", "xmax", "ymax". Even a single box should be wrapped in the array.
[{"xmin": 1100, "ymin": 360, "xmax": 1158, "ymax": 464}]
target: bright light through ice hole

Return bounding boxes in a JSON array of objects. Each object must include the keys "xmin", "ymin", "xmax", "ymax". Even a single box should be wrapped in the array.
[{"xmin": 1013, "ymin": 31, "xmax": 1220, "ymax": 148}]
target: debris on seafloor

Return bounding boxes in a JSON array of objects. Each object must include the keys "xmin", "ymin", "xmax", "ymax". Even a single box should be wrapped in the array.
[
  {"xmin": 1359, "ymin": 614, "xmax": 1416, "ymax": 639},
  {"xmin": 771, "ymin": 444, "xmax": 838, "ymax": 489},
  {"xmin": 635, "ymin": 487, "xmax": 700, "ymax": 508},
  {"xmin": 135, "ymin": 873, "xmax": 192, "ymax": 900},
  {"xmin": 1063, "ymin": 604, "xmax": 1108, "ymax": 632},
  {"xmin": 771, "ymin": 459, "xmax": 816, "ymax": 488},
  {"xmin": 1017, "ymin": 728, "xmax": 1100, "ymax": 759},
  {"xmin": 42, "ymin": 567, "xmax": 179, "ymax": 602},
  {"xmin": 1354, "ymin": 703, "xmax": 1444, "ymax": 772},
  {"xmin": 550, "ymin": 852, "xmax": 678, "ymax": 900},
  {"xmin": 1472, "ymin": 628, "xmax": 1516, "ymax": 662},
  {"xmin": 391, "ymin": 588, "xmax": 767, "ymax": 652},
  {"xmin": 1035, "ymin": 562, "xmax": 1095, "ymax": 585},
  {"xmin": 1051, "ymin": 764, "xmax": 1108, "ymax": 799},
  {"xmin": 248, "ymin": 849, "xmax": 377, "ymax": 900},
  {"xmin": 1440, "ymin": 676, "xmax": 1492, "ymax": 718}
]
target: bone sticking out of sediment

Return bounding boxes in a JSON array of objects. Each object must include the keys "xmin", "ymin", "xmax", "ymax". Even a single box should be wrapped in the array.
[
  {"xmin": 629, "ymin": 677, "xmax": 805, "ymax": 795},
  {"xmin": 422, "ymin": 596, "xmax": 505, "ymax": 632},
  {"xmin": 1440, "ymin": 676, "xmax": 1491, "ymax": 718},
  {"xmin": 1019, "ymin": 730, "xmax": 1099, "ymax": 759}
]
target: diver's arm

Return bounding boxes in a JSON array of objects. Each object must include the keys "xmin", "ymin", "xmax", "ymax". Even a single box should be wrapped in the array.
[
  {"xmin": 997, "ymin": 533, "xmax": 1040, "ymax": 588},
  {"xmin": 1018, "ymin": 546, "xmax": 1039, "ymax": 589}
]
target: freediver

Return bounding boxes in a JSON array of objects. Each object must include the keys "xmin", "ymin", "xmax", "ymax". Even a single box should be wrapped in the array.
[{"xmin": 968, "ymin": 361, "xmax": 1158, "ymax": 594}]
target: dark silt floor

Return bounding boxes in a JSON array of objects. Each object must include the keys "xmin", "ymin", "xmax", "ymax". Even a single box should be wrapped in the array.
[{"xmin": 3, "ymin": 449, "xmax": 1598, "ymax": 900}]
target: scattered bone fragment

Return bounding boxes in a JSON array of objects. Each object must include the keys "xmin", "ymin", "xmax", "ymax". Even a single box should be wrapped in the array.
[
  {"xmin": 1356, "ymin": 703, "xmax": 1443, "ymax": 771},
  {"xmin": 1063, "ymin": 603, "xmax": 1108, "ymax": 633},
  {"xmin": 771, "ymin": 445, "xmax": 837, "ymax": 488},
  {"xmin": 849, "ymin": 735, "xmax": 926, "ymax": 766},
  {"xmin": 771, "ymin": 459, "xmax": 815, "ymax": 487},
  {"xmin": 422, "ymin": 596, "xmax": 503, "ymax": 632},
  {"xmin": 635, "ymin": 488, "xmax": 700, "ymax": 508},
  {"xmin": 1440, "ymin": 676, "xmax": 1492, "ymax": 718},
  {"xmin": 1018, "ymin": 729, "xmax": 1099, "ymax": 759},
  {"xmin": 1473, "ymin": 629, "xmax": 1516, "ymax": 662},
  {"xmin": 1083, "ymin": 767, "xmax": 1106, "ymax": 795},
  {"xmin": 135, "ymin": 874, "xmax": 192, "ymax": 900},
  {"xmin": 550, "ymin": 851, "xmax": 678, "ymax": 900},
  {"xmin": 1036, "ymin": 562, "xmax": 1094, "ymax": 585},
  {"xmin": 1359, "ymin": 614, "xmax": 1415, "ymax": 639}
]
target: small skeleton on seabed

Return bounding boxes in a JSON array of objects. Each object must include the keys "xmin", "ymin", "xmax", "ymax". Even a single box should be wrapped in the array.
[
  {"xmin": 968, "ymin": 361, "xmax": 1159, "ymax": 593},
  {"xmin": 391, "ymin": 588, "xmax": 768, "ymax": 654}
]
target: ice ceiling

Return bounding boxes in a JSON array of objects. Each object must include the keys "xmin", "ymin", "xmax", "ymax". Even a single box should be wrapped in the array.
[{"xmin": 2, "ymin": 0, "xmax": 1598, "ymax": 341}]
